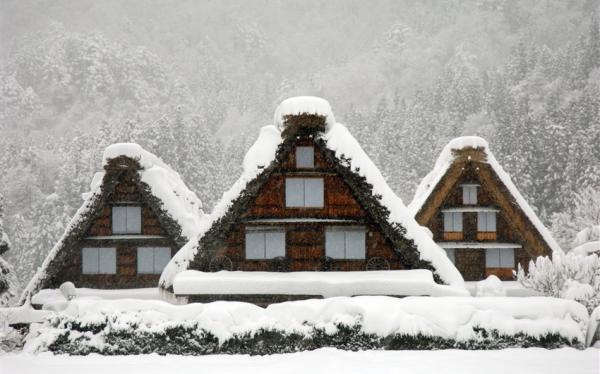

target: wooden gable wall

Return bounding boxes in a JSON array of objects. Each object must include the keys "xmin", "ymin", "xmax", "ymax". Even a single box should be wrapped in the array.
[
  {"xmin": 45, "ymin": 166, "xmax": 178, "ymax": 289},
  {"xmin": 207, "ymin": 137, "xmax": 405, "ymax": 272},
  {"xmin": 415, "ymin": 148, "xmax": 553, "ymax": 281}
]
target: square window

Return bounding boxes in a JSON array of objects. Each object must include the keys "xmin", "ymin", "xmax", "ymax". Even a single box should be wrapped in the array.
[
  {"xmin": 296, "ymin": 146, "xmax": 315, "ymax": 168},
  {"xmin": 82, "ymin": 247, "xmax": 116, "ymax": 274},
  {"xmin": 137, "ymin": 247, "xmax": 171, "ymax": 274},
  {"xmin": 499, "ymin": 248, "xmax": 515, "ymax": 268},
  {"xmin": 444, "ymin": 212, "xmax": 463, "ymax": 232},
  {"xmin": 112, "ymin": 206, "xmax": 142, "ymax": 234},
  {"xmin": 325, "ymin": 227, "xmax": 366, "ymax": 259},
  {"xmin": 285, "ymin": 178, "xmax": 324, "ymax": 208},
  {"xmin": 265, "ymin": 232, "xmax": 285, "ymax": 259},
  {"xmin": 486, "ymin": 248, "xmax": 500, "ymax": 268},
  {"xmin": 245, "ymin": 228, "xmax": 286, "ymax": 259}
]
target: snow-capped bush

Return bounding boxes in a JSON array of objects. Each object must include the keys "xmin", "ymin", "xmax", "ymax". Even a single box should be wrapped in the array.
[
  {"xmin": 23, "ymin": 296, "xmax": 588, "ymax": 354},
  {"xmin": 475, "ymin": 275, "xmax": 506, "ymax": 297},
  {"xmin": 516, "ymin": 252, "xmax": 600, "ymax": 312}
]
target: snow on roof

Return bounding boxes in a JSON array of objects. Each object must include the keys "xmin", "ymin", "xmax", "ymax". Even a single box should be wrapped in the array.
[
  {"xmin": 22, "ymin": 143, "xmax": 205, "ymax": 302},
  {"xmin": 274, "ymin": 96, "xmax": 336, "ymax": 131},
  {"xmin": 173, "ymin": 270, "xmax": 469, "ymax": 297},
  {"xmin": 160, "ymin": 98, "xmax": 464, "ymax": 289},
  {"xmin": 103, "ymin": 143, "xmax": 205, "ymax": 240},
  {"xmin": 408, "ymin": 136, "xmax": 562, "ymax": 253}
]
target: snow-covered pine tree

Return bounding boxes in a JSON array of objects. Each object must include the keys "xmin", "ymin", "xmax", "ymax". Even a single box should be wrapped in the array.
[
  {"xmin": 0, "ymin": 194, "xmax": 19, "ymax": 306},
  {"xmin": 550, "ymin": 186, "xmax": 600, "ymax": 249}
]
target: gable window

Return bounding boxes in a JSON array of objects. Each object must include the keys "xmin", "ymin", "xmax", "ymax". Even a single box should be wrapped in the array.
[
  {"xmin": 443, "ymin": 212, "xmax": 463, "ymax": 240},
  {"xmin": 486, "ymin": 248, "xmax": 515, "ymax": 268},
  {"xmin": 112, "ymin": 206, "xmax": 142, "ymax": 234},
  {"xmin": 444, "ymin": 248, "xmax": 456, "ymax": 264},
  {"xmin": 296, "ymin": 146, "xmax": 315, "ymax": 168},
  {"xmin": 82, "ymin": 247, "xmax": 116, "ymax": 274},
  {"xmin": 285, "ymin": 178, "xmax": 324, "ymax": 208},
  {"xmin": 137, "ymin": 247, "xmax": 171, "ymax": 274},
  {"xmin": 245, "ymin": 228, "xmax": 285, "ymax": 259},
  {"xmin": 477, "ymin": 211, "xmax": 497, "ymax": 240},
  {"xmin": 325, "ymin": 226, "xmax": 366, "ymax": 259},
  {"xmin": 462, "ymin": 184, "xmax": 478, "ymax": 205}
]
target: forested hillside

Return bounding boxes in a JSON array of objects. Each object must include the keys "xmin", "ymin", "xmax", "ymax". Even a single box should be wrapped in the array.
[{"xmin": 0, "ymin": 0, "xmax": 598, "ymax": 294}]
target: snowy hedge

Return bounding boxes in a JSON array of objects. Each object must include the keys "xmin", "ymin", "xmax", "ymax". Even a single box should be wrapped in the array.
[{"xmin": 23, "ymin": 296, "xmax": 589, "ymax": 354}]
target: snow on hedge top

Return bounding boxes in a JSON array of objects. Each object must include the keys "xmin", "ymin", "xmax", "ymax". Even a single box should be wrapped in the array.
[
  {"xmin": 408, "ymin": 136, "xmax": 562, "ymax": 253},
  {"xmin": 160, "ymin": 98, "xmax": 464, "ymax": 289},
  {"xmin": 102, "ymin": 143, "xmax": 205, "ymax": 240},
  {"xmin": 274, "ymin": 96, "xmax": 336, "ymax": 130}
]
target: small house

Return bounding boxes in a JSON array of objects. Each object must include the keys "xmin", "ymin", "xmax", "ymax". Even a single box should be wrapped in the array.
[
  {"xmin": 408, "ymin": 137, "xmax": 561, "ymax": 281},
  {"xmin": 160, "ymin": 97, "xmax": 465, "ymax": 305},
  {"xmin": 22, "ymin": 143, "xmax": 204, "ymax": 303}
]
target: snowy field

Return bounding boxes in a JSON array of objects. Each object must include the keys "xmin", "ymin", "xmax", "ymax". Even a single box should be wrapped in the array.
[{"xmin": 1, "ymin": 348, "xmax": 598, "ymax": 374}]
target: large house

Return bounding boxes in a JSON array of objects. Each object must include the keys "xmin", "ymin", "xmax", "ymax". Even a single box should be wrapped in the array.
[
  {"xmin": 408, "ymin": 137, "xmax": 561, "ymax": 281},
  {"xmin": 159, "ymin": 97, "xmax": 465, "ymax": 305},
  {"xmin": 21, "ymin": 143, "xmax": 204, "ymax": 303}
]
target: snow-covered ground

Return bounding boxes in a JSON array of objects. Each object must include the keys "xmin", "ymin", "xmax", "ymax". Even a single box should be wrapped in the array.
[{"xmin": 1, "ymin": 348, "xmax": 597, "ymax": 374}]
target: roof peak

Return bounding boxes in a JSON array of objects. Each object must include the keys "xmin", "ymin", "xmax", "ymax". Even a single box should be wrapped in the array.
[{"xmin": 274, "ymin": 96, "xmax": 336, "ymax": 131}]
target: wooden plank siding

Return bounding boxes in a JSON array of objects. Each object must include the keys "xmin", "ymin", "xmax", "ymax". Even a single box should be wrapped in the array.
[
  {"xmin": 414, "ymin": 147, "xmax": 553, "ymax": 281},
  {"xmin": 206, "ymin": 139, "xmax": 404, "ymax": 273},
  {"xmin": 46, "ymin": 177, "xmax": 178, "ymax": 289}
]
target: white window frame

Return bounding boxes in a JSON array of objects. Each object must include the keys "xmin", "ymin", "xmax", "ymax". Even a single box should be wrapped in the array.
[
  {"xmin": 81, "ymin": 247, "xmax": 116, "ymax": 274},
  {"xmin": 245, "ymin": 228, "xmax": 286, "ymax": 260},
  {"xmin": 443, "ymin": 212, "xmax": 463, "ymax": 232},
  {"xmin": 462, "ymin": 184, "xmax": 478, "ymax": 205},
  {"xmin": 485, "ymin": 248, "xmax": 515, "ymax": 268},
  {"xmin": 296, "ymin": 146, "xmax": 315, "ymax": 168},
  {"xmin": 285, "ymin": 178, "xmax": 324, "ymax": 208},
  {"xmin": 325, "ymin": 226, "xmax": 366, "ymax": 260},
  {"xmin": 477, "ymin": 211, "xmax": 497, "ymax": 232},
  {"xmin": 112, "ymin": 206, "xmax": 142, "ymax": 234},
  {"xmin": 137, "ymin": 247, "xmax": 171, "ymax": 274}
]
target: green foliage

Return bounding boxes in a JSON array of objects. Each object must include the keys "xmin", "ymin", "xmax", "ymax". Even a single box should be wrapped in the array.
[{"xmin": 44, "ymin": 315, "xmax": 581, "ymax": 355}]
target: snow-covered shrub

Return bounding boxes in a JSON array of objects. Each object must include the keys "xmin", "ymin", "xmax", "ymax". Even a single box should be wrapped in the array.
[
  {"xmin": 0, "ymin": 324, "xmax": 28, "ymax": 352},
  {"xmin": 516, "ymin": 252, "xmax": 600, "ymax": 312},
  {"xmin": 23, "ymin": 296, "xmax": 588, "ymax": 354},
  {"xmin": 475, "ymin": 275, "xmax": 506, "ymax": 297}
]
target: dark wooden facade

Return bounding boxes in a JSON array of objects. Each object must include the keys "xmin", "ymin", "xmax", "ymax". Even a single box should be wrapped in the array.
[
  {"xmin": 209, "ymin": 138, "xmax": 405, "ymax": 272},
  {"xmin": 414, "ymin": 147, "xmax": 554, "ymax": 281},
  {"xmin": 35, "ymin": 156, "xmax": 184, "ymax": 294}
]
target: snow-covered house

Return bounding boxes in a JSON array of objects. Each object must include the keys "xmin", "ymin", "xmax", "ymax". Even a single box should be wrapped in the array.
[
  {"xmin": 159, "ymin": 97, "xmax": 465, "ymax": 305},
  {"xmin": 22, "ymin": 144, "xmax": 204, "ymax": 303},
  {"xmin": 408, "ymin": 137, "xmax": 561, "ymax": 281}
]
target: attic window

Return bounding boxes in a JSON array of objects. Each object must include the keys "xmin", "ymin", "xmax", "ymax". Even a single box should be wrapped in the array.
[
  {"xmin": 461, "ymin": 184, "xmax": 478, "ymax": 205},
  {"xmin": 325, "ymin": 226, "xmax": 366, "ymax": 259},
  {"xmin": 296, "ymin": 146, "xmax": 315, "ymax": 168},
  {"xmin": 285, "ymin": 178, "xmax": 324, "ymax": 208},
  {"xmin": 112, "ymin": 206, "xmax": 142, "ymax": 234}
]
